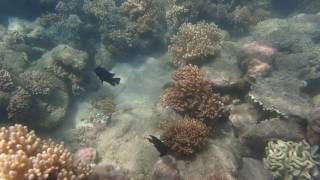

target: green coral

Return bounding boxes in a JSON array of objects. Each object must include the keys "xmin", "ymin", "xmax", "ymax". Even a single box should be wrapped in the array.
[{"xmin": 263, "ymin": 140, "xmax": 320, "ymax": 180}]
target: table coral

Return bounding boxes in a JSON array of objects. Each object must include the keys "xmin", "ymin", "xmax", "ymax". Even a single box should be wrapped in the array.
[
  {"xmin": 263, "ymin": 140, "xmax": 320, "ymax": 180},
  {"xmin": 160, "ymin": 64, "xmax": 224, "ymax": 122},
  {"xmin": 161, "ymin": 118, "xmax": 209, "ymax": 156},
  {"xmin": 0, "ymin": 124, "xmax": 92, "ymax": 180},
  {"xmin": 169, "ymin": 22, "xmax": 224, "ymax": 66}
]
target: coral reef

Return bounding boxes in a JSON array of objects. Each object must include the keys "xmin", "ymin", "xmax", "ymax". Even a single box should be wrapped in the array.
[
  {"xmin": 169, "ymin": 22, "xmax": 224, "ymax": 66},
  {"xmin": 263, "ymin": 140, "xmax": 320, "ymax": 180},
  {"xmin": 20, "ymin": 70, "xmax": 59, "ymax": 96},
  {"xmin": 6, "ymin": 87, "xmax": 32, "ymax": 120},
  {"xmin": 0, "ymin": 124, "xmax": 92, "ymax": 180},
  {"xmin": 160, "ymin": 118, "xmax": 209, "ymax": 156},
  {"xmin": 38, "ymin": 44, "xmax": 94, "ymax": 96},
  {"xmin": 160, "ymin": 64, "xmax": 224, "ymax": 122},
  {"xmin": 0, "ymin": 66, "xmax": 15, "ymax": 92}
]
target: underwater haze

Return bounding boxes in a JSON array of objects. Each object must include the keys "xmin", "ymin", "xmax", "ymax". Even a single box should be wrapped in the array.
[{"xmin": 1, "ymin": 0, "xmax": 320, "ymax": 179}]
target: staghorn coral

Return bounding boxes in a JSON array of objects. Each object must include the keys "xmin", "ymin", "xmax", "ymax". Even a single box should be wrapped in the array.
[
  {"xmin": 20, "ymin": 70, "xmax": 59, "ymax": 96},
  {"xmin": 161, "ymin": 118, "xmax": 209, "ymax": 156},
  {"xmin": 169, "ymin": 22, "xmax": 224, "ymax": 66},
  {"xmin": 263, "ymin": 140, "xmax": 320, "ymax": 180},
  {"xmin": 0, "ymin": 124, "xmax": 92, "ymax": 180},
  {"xmin": 160, "ymin": 64, "xmax": 224, "ymax": 122}
]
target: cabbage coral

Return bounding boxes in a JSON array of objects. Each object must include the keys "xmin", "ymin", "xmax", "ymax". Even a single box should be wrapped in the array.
[
  {"xmin": 263, "ymin": 140, "xmax": 320, "ymax": 180},
  {"xmin": 161, "ymin": 118, "xmax": 209, "ymax": 156},
  {"xmin": 0, "ymin": 124, "xmax": 92, "ymax": 180},
  {"xmin": 160, "ymin": 64, "xmax": 224, "ymax": 122},
  {"xmin": 169, "ymin": 22, "xmax": 224, "ymax": 66}
]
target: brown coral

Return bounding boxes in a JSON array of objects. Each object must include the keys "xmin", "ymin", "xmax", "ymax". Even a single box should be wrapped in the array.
[
  {"xmin": 169, "ymin": 22, "xmax": 224, "ymax": 66},
  {"xmin": 121, "ymin": 0, "xmax": 165, "ymax": 34},
  {"xmin": 0, "ymin": 124, "xmax": 92, "ymax": 180},
  {"xmin": 161, "ymin": 118, "xmax": 209, "ymax": 156},
  {"xmin": 160, "ymin": 64, "xmax": 224, "ymax": 122}
]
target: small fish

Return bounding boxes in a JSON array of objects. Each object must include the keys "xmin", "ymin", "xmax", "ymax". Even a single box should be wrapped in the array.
[
  {"xmin": 94, "ymin": 66, "xmax": 120, "ymax": 86},
  {"xmin": 147, "ymin": 135, "xmax": 168, "ymax": 157}
]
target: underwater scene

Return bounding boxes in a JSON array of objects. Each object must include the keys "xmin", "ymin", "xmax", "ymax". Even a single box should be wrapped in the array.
[{"xmin": 2, "ymin": 0, "xmax": 320, "ymax": 179}]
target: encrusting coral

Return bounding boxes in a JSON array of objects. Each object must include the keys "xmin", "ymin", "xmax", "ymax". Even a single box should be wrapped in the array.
[
  {"xmin": 0, "ymin": 124, "xmax": 92, "ymax": 180},
  {"xmin": 160, "ymin": 64, "xmax": 224, "ymax": 122},
  {"xmin": 161, "ymin": 118, "xmax": 209, "ymax": 156},
  {"xmin": 169, "ymin": 22, "xmax": 224, "ymax": 66},
  {"xmin": 263, "ymin": 140, "xmax": 320, "ymax": 180}
]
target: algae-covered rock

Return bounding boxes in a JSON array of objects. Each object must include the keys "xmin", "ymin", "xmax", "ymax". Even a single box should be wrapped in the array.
[
  {"xmin": 238, "ymin": 158, "xmax": 273, "ymax": 180},
  {"xmin": 37, "ymin": 44, "xmax": 96, "ymax": 96},
  {"xmin": 240, "ymin": 118, "xmax": 304, "ymax": 153}
]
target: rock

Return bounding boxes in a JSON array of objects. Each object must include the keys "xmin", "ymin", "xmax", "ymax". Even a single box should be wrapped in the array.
[
  {"xmin": 238, "ymin": 158, "xmax": 272, "ymax": 180},
  {"xmin": 240, "ymin": 118, "xmax": 304, "ymax": 153},
  {"xmin": 152, "ymin": 155, "xmax": 181, "ymax": 180},
  {"xmin": 202, "ymin": 42, "xmax": 242, "ymax": 89},
  {"xmin": 229, "ymin": 103, "xmax": 260, "ymax": 135},
  {"xmin": 74, "ymin": 147, "xmax": 97, "ymax": 166},
  {"xmin": 89, "ymin": 161, "xmax": 130, "ymax": 180},
  {"xmin": 176, "ymin": 134, "xmax": 241, "ymax": 179}
]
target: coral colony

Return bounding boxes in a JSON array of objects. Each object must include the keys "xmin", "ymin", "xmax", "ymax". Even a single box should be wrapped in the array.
[{"xmin": 1, "ymin": 0, "xmax": 320, "ymax": 179}]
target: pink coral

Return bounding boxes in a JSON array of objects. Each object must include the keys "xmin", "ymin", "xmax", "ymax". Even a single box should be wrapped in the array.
[
  {"xmin": 240, "ymin": 41, "xmax": 275, "ymax": 63},
  {"xmin": 74, "ymin": 147, "xmax": 97, "ymax": 166}
]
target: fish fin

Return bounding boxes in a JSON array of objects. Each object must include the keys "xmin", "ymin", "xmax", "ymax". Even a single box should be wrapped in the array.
[{"xmin": 147, "ymin": 135, "xmax": 168, "ymax": 157}]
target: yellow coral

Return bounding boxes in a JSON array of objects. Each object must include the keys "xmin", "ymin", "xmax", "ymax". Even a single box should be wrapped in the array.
[{"xmin": 0, "ymin": 124, "xmax": 91, "ymax": 180}]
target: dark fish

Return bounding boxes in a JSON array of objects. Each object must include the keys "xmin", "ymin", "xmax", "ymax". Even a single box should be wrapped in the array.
[
  {"xmin": 94, "ymin": 66, "xmax": 120, "ymax": 86},
  {"xmin": 147, "ymin": 135, "xmax": 168, "ymax": 157}
]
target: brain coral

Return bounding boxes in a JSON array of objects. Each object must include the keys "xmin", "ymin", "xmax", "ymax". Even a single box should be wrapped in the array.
[
  {"xmin": 160, "ymin": 64, "xmax": 224, "ymax": 122},
  {"xmin": 0, "ymin": 124, "xmax": 92, "ymax": 180},
  {"xmin": 169, "ymin": 22, "xmax": 224, "ymax": 66},
  {"xmin": 263, "ymin": 140, "xmax": 320, "ymax": 180},
  {"xmin": 161, "ymin": 118, "xmax": 209, "ymax": 156}
]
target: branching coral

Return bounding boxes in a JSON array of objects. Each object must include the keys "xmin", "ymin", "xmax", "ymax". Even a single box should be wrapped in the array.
[
  {"xmin": 0, "ymin": 124, "xmax": 92, "ymax": 180},
  {"xmin": 169, "ymin": 22, "xmax": 224, "ymax": 66},
  {"xmin": 82, "ymin": 0, "xmax": 117, "ymax": 24},
  {"xmin": 6, "ymin": 87, "xmax": 32, "ymax": 120},
  {"xmin": 121, "ymin": 0, "xmax": 165, "ymax": 34},
  {"xmin": 0, "ymin": 66, "xmax": 15, "ymax": 92},
  {"xmin": 160, "ymin": 64, "xmax": 224, "ymax": 121},
  {"xmin": 20, "ymin": 70, "xmax": 59, "ymax": 96},
  {"xmin": 161, "ymin": 118, "xmax": 209, "ymax": 156},
  {"xmin": 263, "ymin": 140, "xmax": 320, "ymax": 180}
]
